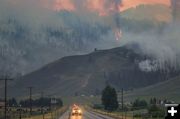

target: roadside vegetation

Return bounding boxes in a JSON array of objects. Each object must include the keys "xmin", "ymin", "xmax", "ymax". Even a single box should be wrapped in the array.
[
  {"xmin": 0, "ymin": 97, "xmax": 64, "ymax": 119},
  {"xmin": 90, "ymin": 85, "xmax": 167, "ymax": 119}
]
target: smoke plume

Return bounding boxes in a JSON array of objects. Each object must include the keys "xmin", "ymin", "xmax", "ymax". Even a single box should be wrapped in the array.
[{"xmin": 0, "ymin": 0, "xmax": 180, "ymax": 75}]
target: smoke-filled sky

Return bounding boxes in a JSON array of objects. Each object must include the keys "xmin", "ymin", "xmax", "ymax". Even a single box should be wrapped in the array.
[
  {"xmin": 5, "ymin": 0, "xmax": 171, "ymax": 15},
  {"xmin": 121, "ymin": 0, "xmax": 170, "ymax": 11},
  {"xmin": 48, "ymin": 0, "xmax": 171, "ymax": 15},
  {"xmin": 1, "ymin": 0, "xmax": 180, "ymax": 75},
  {"xmin": 53, "ymin": 0, "xmax": 170, "ymax": 13}
]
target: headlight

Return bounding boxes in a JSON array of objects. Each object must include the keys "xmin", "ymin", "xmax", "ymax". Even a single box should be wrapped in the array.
[{"xmin": 78, "ymin": 110, "xmax": 81, "ymax": 113}]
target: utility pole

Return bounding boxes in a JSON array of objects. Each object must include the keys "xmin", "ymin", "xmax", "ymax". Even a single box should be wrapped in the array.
[
  {"xmin": 28, "ymin": 87, "xmax": 33, "ymax": 116},
  {"xmin": 41, "ymin": 92, "xmax": 44, "ymax": 114},
  {"xmin": 0, "ymin": 76, "xmax": 13, "ymax": 119},
  {"xmin": 122, "ymin": 88, "xmax": 124, "ymax": 119},
  {"xmin": 41, "ymin": 92, "xmax": 45, "ymax": 119},
  {"xmin": 19, "ymin": 105, "xmax": 22, "ymax": 119}
]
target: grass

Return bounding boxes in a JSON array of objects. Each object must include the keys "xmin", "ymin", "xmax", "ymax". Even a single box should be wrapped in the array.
[
  {"xmin": 87, "ymin": 107, "xmax": 138, "ymax": 119},
  {"xmin": 23, "ymin": 106, "xmax": 68, "ymax": 119},
  {"xmin": 88, "ymin": 107, "xmax": 164, "ymax": 119},
  {"xmin": 0, "ymin": 106, "xmax": 68, "ymax": 119},
  {"xmin": 62, "ymin": 96, "xmax": 101, "ymax": 105},
  {"xmin": 122, "ymin": 76, "xmax": 180, "ymax": 103},
  {"xmin": 62, "ymin": 76, "xmax": 180, "ymax": 107}
]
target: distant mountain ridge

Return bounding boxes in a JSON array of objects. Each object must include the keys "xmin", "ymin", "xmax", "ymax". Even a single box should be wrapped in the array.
[{"xmin": 9, "ymin": 45, "xmax": 179, "ymax": 97}]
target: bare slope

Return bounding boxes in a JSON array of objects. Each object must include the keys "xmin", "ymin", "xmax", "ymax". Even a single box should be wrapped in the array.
[{"xmin": 9, "ymin": 46, "xmax": 177, "ymax": 97}]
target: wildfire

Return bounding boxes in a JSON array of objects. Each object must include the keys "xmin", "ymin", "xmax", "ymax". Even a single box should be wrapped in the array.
[
  {"xmin": 46, "ymin": 0, "xmax": 170, "ymax": 41},
  {"xmin": 52, "ymin": 0, "xmax": 123, "ymax": 16},
  {"xmin": 52, "ymin": 0, "xmax": 170, "ymax": 13},
  {"xmin": 114, "ymin": 29, "xmax": 122, "ymax": 41},
  {"xmin": 86, "ymin": 0, "xmax": 106, "ymax": 16},
  {"xmin": 54, "ymin": 0, "xmax": 75, "ymax": 11},
  {"xmin": 86, "ymin": 0, "xmax": 122, "ymax": 16},
  {"xmin": 121, "ymin": 0, "xmax": 170, "ymax": 11}
]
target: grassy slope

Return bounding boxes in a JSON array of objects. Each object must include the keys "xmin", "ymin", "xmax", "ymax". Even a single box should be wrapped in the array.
[
  {"xmin": 62, "ymin": 96, "xmax": 101, "ymax": 105},
  {"xmin": 124, "ymin": 76, "xmax": 180, "ymax": 103},
  {"xmin": 63, "ymin": 76, "xmax": 180, "ymax": 104},
  {"xmin": 10, "ymin": 47, "xmax": 151, "ymax": 97}
]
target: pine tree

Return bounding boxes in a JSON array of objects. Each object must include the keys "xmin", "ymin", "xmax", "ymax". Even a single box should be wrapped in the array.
[{"xmin": 101, "ymin": 85, "xmax": 118, "ymax": 111}]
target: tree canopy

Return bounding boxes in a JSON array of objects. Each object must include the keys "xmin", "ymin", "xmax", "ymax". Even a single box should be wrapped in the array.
[{"xmin": 101, "ymin": 85, "xmax": 118, "ymax": 111}]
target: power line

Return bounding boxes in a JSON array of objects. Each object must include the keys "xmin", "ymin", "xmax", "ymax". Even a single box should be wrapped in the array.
[
  {"xmin": 0, "ymin": 76, "xmax": 13, "ymax": 119},
  {"xmin": 40, "ymin": 92, "xmax": 44, "ymax": 113},
  {"xmin": 41, "ymin": 92, "xmax": 45, "ymax": 119},
  {"xmin": 122, "ymin": 88, "xmax": 124, "ymax": 119}
]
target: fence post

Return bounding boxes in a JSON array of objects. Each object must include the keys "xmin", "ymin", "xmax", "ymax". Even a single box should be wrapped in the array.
[
  {"xmin": 125, "ymin": 111, "xmax": 127, "ymax": 119},
  {"xmin": 132, "ymin": 112, "xmax": 134, "ymax": 119}
]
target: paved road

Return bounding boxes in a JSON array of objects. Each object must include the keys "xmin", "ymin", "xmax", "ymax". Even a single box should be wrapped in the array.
[{"xmin": 59, "ymin": 109, "xmax": 114, "ymax": 119}]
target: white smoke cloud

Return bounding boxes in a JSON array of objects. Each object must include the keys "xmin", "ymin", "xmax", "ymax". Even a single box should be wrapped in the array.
[
  {"xmin": 120, "ymin": 23, "xmax": 180, "ymax": 71},
  {"xmin": 138, "ymin": 60, "xmax": 158, "ymax": 72},
  {"xmin": 0, "ymin": 0, "xmax": 180, "ymax": 75}
]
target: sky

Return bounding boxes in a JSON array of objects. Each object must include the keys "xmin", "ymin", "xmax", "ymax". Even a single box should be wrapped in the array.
[
  {"xmin": 2, "ymin": 0, "xmax": 171, "ymax": 17},
  {"xmin": 121, "ymin": 0, "xmax": 170, "ymax": 11},
  {"xmin": 53, "ymin": 0, "xmax": 171, "ymax": 15},
  {"xmin": 1, "ymin": 0, "xmax": 179, "ymax": 75}
]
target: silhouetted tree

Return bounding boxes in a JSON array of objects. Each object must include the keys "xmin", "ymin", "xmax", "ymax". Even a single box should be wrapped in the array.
[
  {"xmin": 101, "ymin": 85, "xmax": 118, "ymax": 111},
  {"xmin": 8, "ymin": 98, "xmax": 17, "ymax": 107},
  {"xmin": 150, "ymin": 97, "xmax": 157, "ymax": 105}
]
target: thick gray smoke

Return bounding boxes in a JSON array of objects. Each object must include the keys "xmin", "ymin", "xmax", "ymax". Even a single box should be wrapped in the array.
[
  {"xmin": 0, "ymin": 0, "xmax": 180, "ymax": 76},
  {"xmin": 0, "ymin": 0, "xmax": 118, "ymax": 76},
  {"xmin": 113, "ymin": 0, "xmax": 122, "ymax": 31},
  {"xmin": 120, "ymin": 23, "xmax": 180, "ymax": 72}
]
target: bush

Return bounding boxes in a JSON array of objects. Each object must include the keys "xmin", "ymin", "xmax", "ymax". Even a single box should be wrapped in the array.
[
  {"xmin": 148, "ymin": 105, "xmax": 165, "ymax": 118},
  {"xmin": 132, "ymin": 99, "xmax": 148, "ymax": 109},
  {"xmin": 93, "ymin": 104, "xmax": 104, "ymax": 109},
  {"xmin": 19, "ymin": 97, "xmax": 63, "ymax": 107}
]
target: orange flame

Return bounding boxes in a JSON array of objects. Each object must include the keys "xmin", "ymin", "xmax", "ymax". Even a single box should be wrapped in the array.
[
  {"xmin": 49, "ymin": 0, "xmax": 170, "ymax": 41},
  {"xmin": 54, "ymin": 0, "xmax": 75, "ymax": 11},
  {"xmin": 121, "ymin": 0, "xmax": 170, "ymax": 11},
  {"xmin": 86, "ymin": 0, "xmax": 122, "ymax": 16},
  {"xmin": 114, "ymin": 29, "xmax": 122, "ymax": 41},
  {"xmin": 52, "ymin": 0, "xmax": 170, "ymax": 14}
]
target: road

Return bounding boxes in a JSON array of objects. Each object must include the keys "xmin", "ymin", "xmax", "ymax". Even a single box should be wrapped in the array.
[{"xmin": 59, "ymin": 109, "xmax": 115, "ymax": 119}]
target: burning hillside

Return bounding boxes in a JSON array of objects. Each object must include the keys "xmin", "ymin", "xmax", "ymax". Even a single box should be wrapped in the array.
[{"xmin": 53, "ymin": 0, "xmax": 170, "ymax": 14}]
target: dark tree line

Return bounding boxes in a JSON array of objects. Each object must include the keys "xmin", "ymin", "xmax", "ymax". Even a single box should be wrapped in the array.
[
  {"xmin": 7, "ymin": 98, "xmax": 18, "ymax": 107},
  {"xmin": 132, "ymin": 99, "xmax": 148, "ymax": 109},
  {"xmin": 6, "ymin": 97, "xmax": 63, "ymax": 107}
]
